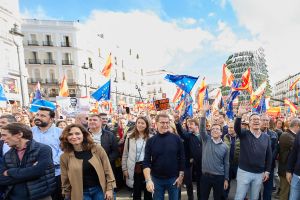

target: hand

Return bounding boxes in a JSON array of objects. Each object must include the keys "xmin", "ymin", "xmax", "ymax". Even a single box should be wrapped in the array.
[
  {"xmin": 173, "ymin": 176, "xmax": 184, "ymax": 188},
  {"xmin": 3, "ymin": 170, "xmax": 8, "ymax": 176},
  {"xmin": 123, "ymin": 170, "xmax": 129, "ymax": 179},
  {"xmin": 286, "ymin": 172, "xmax": 292, "ymax": 184},
  {"xmin": 105, "ymin": 190, "xmax": 113, "ymax": 200},
  {"xmin": 263, "ymin": 172, "xmax": 269, "ymax": 182},
  {"xmin": 224, "ymin": 180, "xmax": 228, "ymax": 190},
  {"xmin": 237, "ymin": 103, "xmax": 249, "ymax": 117},
  {"xmin": 200, "ymin": 101, "xmax": 210, "ymax": 115},
  {"xmin": 146, "ymin": 180, "xmax": 155, "ymax": 193}
]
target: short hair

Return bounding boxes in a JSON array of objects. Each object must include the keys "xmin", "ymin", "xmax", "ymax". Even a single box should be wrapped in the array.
[
  {"xmin": 56, "ymin": 120, "xmax": 67, "ymax": 127},
  {"xmin": 211, "ymin": 123, "xmax": 222, "ymax": 130},
  {"xmin": 88, "ymin": 113, "xmax": 101, "ymax": 119},
  {"xmin": 0, "ymin": 114, "xmax": 17, "ymax": 123},
  {"xmin": 219, "ymin": 112, "xmax": 226, "ymax": 118},
  {"xmin": 187, "ymin": 118, "xmax": 199, "ymax": 128},
  {"xmin": 60, "ymin": 124, "xmax": 94, "ymax": 152},
  {"xmin": 249, "ymin": 113, "xmax": 260, "ymax": 121},
  {"xmin": 290, "ymin": 118, "xmax": 300, "ymax": 128},
  {"xmin": 99, "ymin": 113, "xmax": 107, "ymax": 117},
  {"xmin": 38, "ymin": 107, "xmax": 55, "ymax": 118},
  {"xmin": 1, "ymin": 123, "xmax": 33, "ymax": 140},
  {"xmin": 155, "ymin": 113, "xmax": 170, "ymax": 122}
]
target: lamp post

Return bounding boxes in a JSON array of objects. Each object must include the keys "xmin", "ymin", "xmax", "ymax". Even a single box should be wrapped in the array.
[
  {"xmin": 82, "ymin": 62, "xmax": 89, "ymax": 97},
  {"xmin": 135, "ymin": 84, "xmax": 143, "ymax": 102},
  {"xmin": 9, "ymin": 24, "xmax": 25, "ymax": 106}
]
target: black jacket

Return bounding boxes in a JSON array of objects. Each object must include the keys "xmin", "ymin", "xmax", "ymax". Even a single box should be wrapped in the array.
[
  {"xmin": 287, "ymin": 130, "xmax": 300, "ymax": 176},
  {"xmin": 0, "ymin": 140, "xmax": 56, "ymax": 200},
  {"xmin": 99, "ymin": 129, "xmax": 119, "ymax": 164},
  {"xmin": 175, "ymin": 123, "xmax": 202, "ymax": 170}
]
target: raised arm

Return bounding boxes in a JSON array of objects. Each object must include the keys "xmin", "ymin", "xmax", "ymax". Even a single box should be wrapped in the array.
[
  {"xmin": 234, "ymin": 104, "xmax": 248, "ymax": 137},
  {"xmin": 199, "ymin": 101, "xmax": 210, "ymax": 142}
]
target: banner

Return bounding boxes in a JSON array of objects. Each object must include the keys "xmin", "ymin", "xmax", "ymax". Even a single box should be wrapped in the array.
[
  {"xmin": 56, "ymin": 96, "xmax": 90, "ymax": 117},
  {"xmin": 154, "ymin": 98, "xmax": 170, "ymax": 111}
]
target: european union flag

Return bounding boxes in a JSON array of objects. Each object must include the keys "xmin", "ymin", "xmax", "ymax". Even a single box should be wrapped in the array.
[
  {"xmin": 0, "ymin": 84, "xmax": 7, "ymax": 101},
  {"xmin": 226, "ymin": 81, "xmax": 240, "ymax": 120},
  {"xmin": 180, "ymin": 93, "xmax": 193, "ymax": 122},
  {"xmin": 165, "ymin": 74, "xmax": 198, "ymax": 94},
  {"xmin": 204, "ymin": 88, "xmax": 210, "ymax": 117},
  {"xmin": 256, "ymin": 96, "xmax": 266, "ymax": 114},
  {"xmin": 30, "ymin": 99, "xmax": 56, "ymax": 112},
  {"xmin": 92, "ymin": 80, "xmax": 111, "ymax": 101}
]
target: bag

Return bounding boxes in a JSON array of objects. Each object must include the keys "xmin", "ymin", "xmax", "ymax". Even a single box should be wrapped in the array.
[{"xmin": 134, "ymin": 163, "xmax": 143, "ymax": 174}]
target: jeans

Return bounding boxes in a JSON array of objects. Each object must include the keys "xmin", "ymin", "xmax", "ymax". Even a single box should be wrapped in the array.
[
  {"xmin": 152, "ymin": 176, "xmax": 179, "ymax": 200},
  {"xmin": 289, "ymin": 174, "xmax": 300, "ymax": 200},
  {"xmin": 262, "ymin": 169, "xmax": 274, "ymax": 200},
  {"xmin": 200, "ymin": 173, "xmax": 224, "ymax": 200},
  {"xmin": 83, "ymin": 185, "xmax": 104, "ymax": 200},
  {"xmin": 234, "ymin": 168, "xmax": 263, "ymax": 200}
]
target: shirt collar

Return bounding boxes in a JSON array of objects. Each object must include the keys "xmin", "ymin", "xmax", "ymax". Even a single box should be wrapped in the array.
[{"xmin": 212, "ymin": 137, "xmax": 222, "ymax": 144}]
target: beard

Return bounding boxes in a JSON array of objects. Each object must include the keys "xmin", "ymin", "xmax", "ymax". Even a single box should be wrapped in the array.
[{"xmin": 34, "ymin": 119, "xmax": 49, "ymax": 127}]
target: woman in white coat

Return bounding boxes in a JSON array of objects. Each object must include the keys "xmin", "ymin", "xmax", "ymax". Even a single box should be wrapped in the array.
[{"xmin": 122, "ymin": 116, "xmax": 152, "ymax": 200}]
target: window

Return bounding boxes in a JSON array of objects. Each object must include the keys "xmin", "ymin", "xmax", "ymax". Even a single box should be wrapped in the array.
[
  {"xmin": 88, "ymin": 57, "xmax": 93, "ymax": 68},
  {"xmin": 30, "ymin": 34, "xmax": 37, "ymax": 41},
  {"xmin": 32, "ymin": 51, "xmax": 38, "ymax": 60},
  {"xmin": 122, "ymin": 72, "xmax": 126, "ymax": 80},
  {"xmin": 47, "ymin": 52, "xmax": 53, "ymax": 60},
  {"xmin": 46, "ymin": 35, "xmax": 51, "ymax": 42},
  {"xmin": 49, "ymin": 69, "xmax": 55, "ymax": 80}
]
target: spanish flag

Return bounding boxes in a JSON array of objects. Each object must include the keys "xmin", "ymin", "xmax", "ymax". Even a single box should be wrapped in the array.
[
  {"xmin": 173, "ymin": 87, "xmax": 183, "ymax": 103},
  {"xmin": 250, "ymin": 81, "xmax": 267, "ymax": 103},
  {"xmin": 222, "ymin": 64, "xmax": 234, "ymax": 87},
  {"xmin": 232, "ymin": 68, "xmax": 252, "ymax": 93},
  {"xmin": 289, "ymin": 77, "xmax": 300, "ymax": 91},
  {"xmin": 101, "ymin": 53, "xmax": 112, "ymax": 78},
  {"xmin": 59, "ymin": 75, "xmax": 69, "ymax": 97},
  {"xmin": 284, "ymin": 98, "xmax": 298, "ymax": 113},
  {"xmin": 197, "ymin": 77, "xmax": 207, "ymax": 109}
]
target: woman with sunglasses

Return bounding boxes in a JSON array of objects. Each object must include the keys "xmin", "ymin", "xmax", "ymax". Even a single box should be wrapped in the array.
[{"xmin": 60, "ymin": 124, "xmax": 116, "ymax": 200}]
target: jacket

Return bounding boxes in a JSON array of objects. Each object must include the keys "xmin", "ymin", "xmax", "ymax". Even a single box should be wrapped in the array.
[
  {"xmin": 60, "ymin": 144, "xmax": 116, "ymax": 200},
  {"xmin": 224, "ymin": 134, "xmax": 240, "ymax": 166},
  {"xmin": 278, "ymin": 129, "xmax": 296, "ymax": 176},
  {"xmin": 0, "ymin": 140, "xmax": 56, "ymax": 200}
]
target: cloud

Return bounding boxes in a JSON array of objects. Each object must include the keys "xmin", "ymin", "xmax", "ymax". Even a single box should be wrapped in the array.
[
  {"xmin": 20, "ymin": 5, "xmax": 56, "ymax": 20},
  {"xmin": 231, "ymin": 0, "xmax": 300, "ymax": 84},
  {"xmin": 78, "ymin": 10, "xmax": 214, "ymax": 73},
  {"xmin": 208, "ymin": 12, "xmax": 215, "ymax": 17}
]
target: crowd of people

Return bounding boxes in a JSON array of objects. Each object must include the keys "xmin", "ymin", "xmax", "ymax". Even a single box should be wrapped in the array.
[{"xmin": 0, "ymin": 102, "xmax": 300, "ymax": 200}]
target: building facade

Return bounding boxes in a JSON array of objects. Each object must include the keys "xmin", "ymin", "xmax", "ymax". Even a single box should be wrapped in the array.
[
  {"xmin": 223, "ymin": 48, "xmax": 270, "ymax": 101},
  {"xmin": 272, "ymin": 72, "xmax": 300, "ymax": 106},
  {"xmin": 0, "ymin": 0, "xmax": 29, "ymax": 106}
]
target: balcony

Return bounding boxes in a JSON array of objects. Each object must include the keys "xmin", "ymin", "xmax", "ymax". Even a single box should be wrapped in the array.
[
  {"xmin": 43, "ymin": 59, "xmax": 56, "ymax": 65},
  {"xmin": 67, "ymin": 79, "xmax": 76, "ymax": 85},
  {"xmin": 43, "ymin": 41, "xmax": 54, "ymax": 46},
  {"xmin": 61, "ymin": 42, "xmax": 72, "ymax": 47},
  {"xmin": 62, "ymin": 60, "xmax": 74, "ymax": 65},
  {"xmin": 27, "ymin": 78, "xmax": 44, "ymax": 84},
  {"xmin": 45, "ymin": 79, "xmax": 58, "ymax": 84},
  {"xmin": 28, "ymin": 40, "xmax": 39, "ymax": 46},
  {"xmin": 28, "ymin": 59, "xmax": 41, "ymax": 64}
]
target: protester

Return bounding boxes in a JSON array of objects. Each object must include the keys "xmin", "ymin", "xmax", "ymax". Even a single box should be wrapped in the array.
[
  {"xmin": 199, "ymin": 102, "xmax": 229, "ymax": 200},
  {"xmin": 0, "ymin": 123, "xmax": 56, "ymax": 200},
  {"xmin": 56, "ymin": 120, "xmax": 67, "ymax": 130},
  {"xmin": 143, "ymin": 113, "xmax": 185, "ymax": 200},
  {"xmin": 234, "ymin": 106, "xmax": 272, "ymax": 200},
  {"xmin": 286, "ymin": 120, "xmax": 300, "ymax": 200},
  {"xmin": 75, "ymin": 113, "xmax": 89, "ymax": 129},
  {"xmin": 60, "ymin": 124, "xmax": 116, "ymax": 200},
  {"xmin": 278, "ymin": 118, "xmax": 300, "ymax": 200},
  {"xmin": 0, "ymin": 115, "xmax": 17, "ymax": 156},
  {"xmin": 32, "ymin": 107, "xmax": 63, "ymax": 200},
  {"xmin": 122, "ymin": 116, "xmax": 152, "ymax": 200}
]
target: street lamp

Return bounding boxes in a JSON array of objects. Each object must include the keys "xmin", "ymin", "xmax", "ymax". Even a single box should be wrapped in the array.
[
  {"xmin": 9, "ymin": 24, "xmax": 25, "ymax": 106},
  {"xmin": 81, "ymin": 62, "xmax": 89, "ymax": 97},
  {"xmin": 135, "ymin": 84, "xmax": 143, "ymax": 102}
]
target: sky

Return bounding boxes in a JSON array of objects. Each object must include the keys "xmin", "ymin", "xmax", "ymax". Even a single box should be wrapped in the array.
[{"xmin": 19, "ymin": 0, "xmax": 300, "ymax": 86}]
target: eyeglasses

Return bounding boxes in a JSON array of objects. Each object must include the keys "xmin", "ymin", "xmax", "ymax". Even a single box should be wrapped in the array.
[{"xmin": 158, "ymin": 121, "xmax": 170, "ymax": 125}]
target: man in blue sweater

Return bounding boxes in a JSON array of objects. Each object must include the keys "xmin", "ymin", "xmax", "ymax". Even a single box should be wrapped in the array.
[
  {"xmin": 143, "ymin": 113, "xmax": 185, "ymax": 200},
  {"xmin": 234, "ymin": 106, "xmax": 272, "ymax": 200}
]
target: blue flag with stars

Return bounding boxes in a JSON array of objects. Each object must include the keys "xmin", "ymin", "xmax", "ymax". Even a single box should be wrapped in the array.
[
  {"xmin": 92, "ymin": 80, "xmax": 111, "ymax": 101},
  {"xmin": 204, "ymin": 88, "xmax": 211, "ymax": 117},
  {"xmin": 226, "ymin": 81, "xmax": 240, "ymax": 120},
  {"xmin": 0, "ymin": 84, "xmax": 7, "ymax": 101},
  {"xmin": 256, "ymin": 96, "xmax": 267, "ymax": 114},
  {"xmin": 180, "ymin": 92, "xmax": 193, "ymax": 122},
  {"xmin": 165, "ymin": 74, "xmax": 198, "ymax": 94}
]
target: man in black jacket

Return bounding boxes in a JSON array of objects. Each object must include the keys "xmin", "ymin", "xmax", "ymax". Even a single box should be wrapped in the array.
[
  {"xmin": 0, "ymin": 123, "xmax": 55, "ymax": 200},
  {"xmin": 175, "ymin": 116, "xmax": 202, "ymax": 200}
]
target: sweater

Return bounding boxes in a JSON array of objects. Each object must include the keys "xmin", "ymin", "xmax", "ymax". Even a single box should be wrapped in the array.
[
  {"xmin": 234, "ymin": 117, "xmax": 272, "ymax": 173},
  {"xmin": 143, "ymin": 132, "xmax": 185, "ymax": 179},
  {"xmin": 200, "ymin": 117, "xmax": 229, "ymax": 180},
  {"xmin": 278, "ymin": 130, "xmax": 296, "ymax": 176},
  {"xmin": 287, "ymin": 130, "xmax": 300, "ymax": 176}
]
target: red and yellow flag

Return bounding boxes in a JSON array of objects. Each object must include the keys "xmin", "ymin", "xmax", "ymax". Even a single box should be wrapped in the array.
[
  {"xmin": 59, "ymin": 75, "xmax": 69, "ymax": 97},
  {"xmin": 222, "ymin": 64, "xmax": 234, "ymax": 87},
  {"xmin": 101, "ymin": 53, "xmax": 112, "ymax": 78},
  {"xmin": 233, "ymin": 68, "xmax": 252, "ymax": 93},
  {"xmin": 250, "ymin": 81, "xmax": 267, "ymax": 103},
  {"xmin": 197, "ymin": 77, "xmax": 207, "ymax": 109},
  {"xmin": 289, "ymin": 77, "xmax": 300, "ymax": 91},
  {"xmin": 172, "ymin": 87, "xmax": 183, "ymax": 102},
  {"xmin": 284, "ymin": 98, "xmax": 298, "ymax": 113}
]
